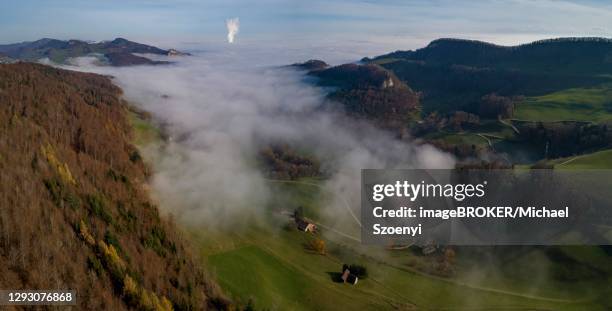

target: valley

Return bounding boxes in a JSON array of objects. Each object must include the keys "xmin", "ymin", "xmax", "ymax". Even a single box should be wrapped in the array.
[
  {"xmin": 3, "ymin": 34, "xmax": 612, "ymax": 310},
  {"xmin": 131, "ymin": 110, "xmax": 611, "ymax": 309},
  {"xmin": 120, "ymin": 36, "xmax": 612, "ymax": 310},
  {"xmin": 187, "ymin": 180, "xmax": 610, "ymax": 310}
]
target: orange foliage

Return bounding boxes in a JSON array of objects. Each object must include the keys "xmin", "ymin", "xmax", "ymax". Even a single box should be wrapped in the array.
[{"xmin": 0, "ymin": 63, "xmax": 229, "ymax": 310}]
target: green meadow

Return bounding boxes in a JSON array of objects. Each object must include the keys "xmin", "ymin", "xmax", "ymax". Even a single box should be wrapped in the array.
[
  {"xmin": 128, "ymin": 111, "xmax": 162, "ymax": 146},
  {"xmin": 189, "ymin": 180, "xmax": 610, "ymax": 310},
  {"xmin": 553, "ymin": 149, "xmax": 612, "ymax": 169},
  {"xmin": 130, "ymin": 101, "xmax": 612, "ymax": 310},
  {"xmin": 514, "ymin": 84, "xmax": 612, "ymax": 122}
]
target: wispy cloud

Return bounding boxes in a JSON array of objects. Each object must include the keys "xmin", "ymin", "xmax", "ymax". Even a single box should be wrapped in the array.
[
  {"xmin": 62, "ymin": 45, "xmax": 454, "ymax": 230},
  {"xmin": 1, "ymin": 0, "xmax": 611, "ymax": 55}
]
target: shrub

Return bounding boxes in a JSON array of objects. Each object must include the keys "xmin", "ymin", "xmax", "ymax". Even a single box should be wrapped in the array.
[
  {"xmin": 107, "ymin": 168, "xmax": 119, "ymax": 181},
  {"xmin": 43, "ymin": 178, "xmax": 64, "ymax": 207},
  {"xmin": 123, "ymin": 275, "xmax": 139, "ymax": 304},
  {"xmin": 98, "ymin": 240, "xmax": 126, "ymax": 273},
  {"xmin": 41, "ymin": 143, "xmax": 76, "ymax": 184},
  {"xmin": 78, "ymin": 220, "xmax": 96, "ymax": 246},
  {"xmin": 142, "ymin": 226, "xmax": 169, "ymax": 257},
  {"xmin": 87, "ymin": 194, "xmax": 114, "ymax": 224},
  {"xmin": 124, "ymin": 275, "xmax": 174, "ymax": 311},
  {"xmin": 64, "ymin": 192, "xmax": 81, "ymax": 209},
  {"xmin": 129, "ymin": 150, "xmax": 142, "ymax": 163},
  {"xmin": 44, "ymin": 178, "xmax": 80, "ymax": 209},
  {"xmin": 107, "ymin": 168, "xmax": 130, "ymax": 184},
  {"xmin": 104, "ymin": 231, "xmax": 124, "ymax": 257},
  {"xmin": 87, "ymin": 256, "xmax": 104, "ymax": 276},
  {"xmin": 307, "ymin": 238, "xmax": 326, "ymax": 255}
]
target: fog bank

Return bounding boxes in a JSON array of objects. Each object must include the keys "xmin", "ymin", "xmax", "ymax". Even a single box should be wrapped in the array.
[{"xmin": 66, "ymin": 45, "xmax": 454, "ymax": 231}]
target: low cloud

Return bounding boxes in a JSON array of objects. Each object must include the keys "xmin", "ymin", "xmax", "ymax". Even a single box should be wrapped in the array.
[{"xmin": 64, "ymin": 46, "xmax": 454, "ymax": 232}]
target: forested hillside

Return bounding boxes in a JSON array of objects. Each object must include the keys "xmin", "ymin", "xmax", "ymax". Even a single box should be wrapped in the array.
[
  {"xmin": 366, "ymin": 38, "xmax": 612, "ymax": 114},
  {"xmin": 0, "ymin": 63, "xmax": 227, "ymax": 310},
  {"xmin": 371, "ymin": 37, "xmax": 612, "ymax": 74},
  {"xmin": 350, "ymin": 38, "xmax": 612, "ymax": 163},
  {"xmin": 305, "ymin": 63, "xmax": 421, "ymax": 132},
  {"xmin": 0, "ymin": 38, "xmax": 184, "ymax": 66}
]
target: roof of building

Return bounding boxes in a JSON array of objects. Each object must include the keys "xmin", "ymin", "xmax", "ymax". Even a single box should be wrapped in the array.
[{"xmin": 296, "ymin": 218, "xmax": 315, "ymax": 231}]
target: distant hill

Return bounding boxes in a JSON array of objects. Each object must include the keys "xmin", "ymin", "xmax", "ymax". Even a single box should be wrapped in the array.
[
  {"xmin": 301, "ymin": 62, "xmax": 420, "ymax": 132},
  {"xmin": 0, "ymin": 52, "xmax": 14, "ymax": 64},
  {"xmin": 314, "ymin": 63, "xmax": 398, "ymax": 89},
  {"xmin": 294, "ymin": 38, "xmax": 612, "ymax": 162},
  {"xmin": 104, "ymin": 51, "xmax": 169, "ymax": 66},
  {"xmin": 364, "ymin": 37, "xmax": 612, "ymax": 114},
  {"xmin": 290, "ymin": 59, "xmax": 329, "ymax": 71},
  {"xmin": 368, "ymin": 37, "xmax": 612, "ymax": 75},
  {"xmin": 0, "ymin": 38, "xmax": 188, "ymax": 66},
  {"xmin": 0, "ymin": 63, "xmax": 228, "ymax": 310}
]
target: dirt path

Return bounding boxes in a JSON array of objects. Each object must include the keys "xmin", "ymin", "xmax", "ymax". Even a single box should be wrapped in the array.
[
  {"xmin": 499, "ymin": 117, "xmax": 520, "ymax": 134},
  {"xmin": 557, "ymin": 155, "xmax": 583, "ymax": 166},
  {"xmin": 477, "ymin": 133, "xmax": 493, "ymax": 148}
]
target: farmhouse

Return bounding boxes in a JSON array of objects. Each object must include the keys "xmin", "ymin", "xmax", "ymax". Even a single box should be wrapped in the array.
[
  {"xmin": 296, "ymin": 218, "xmax": 316, "ymax": 233},
  {"xmin": 341, "ymin": 268, "xmax": 359, "ymax": 285}
]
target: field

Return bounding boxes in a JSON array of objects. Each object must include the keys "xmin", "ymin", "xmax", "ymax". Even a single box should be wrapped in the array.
[
  {"xmin": 129, "ymin": 99, "xmax": 612, "ymax": 310},
  {"xmin": 128, "ymin": 110, "xmax": 162, "ymax": 145},
  {"xmin": 424, "ymin": 132, "xmax": 490, "ymax": 146},
  {"xmin": 553, "ymin": 149, "xmax": 612, "ymax": 169},
  {"xmin": 514, "ymin": 84, "xmax": 612, "ymax": 122},
  {"xmin": 188, "ymin": 181, "xmax": 611, "ymax": 310}
]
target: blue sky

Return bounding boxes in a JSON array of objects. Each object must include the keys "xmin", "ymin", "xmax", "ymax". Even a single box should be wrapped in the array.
[{"xmin": 2, "ymin": 0, "xmax": 612, "ymax": 52}]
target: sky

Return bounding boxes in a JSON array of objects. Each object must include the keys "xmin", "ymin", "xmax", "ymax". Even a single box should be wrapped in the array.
[{"xmin": 2, "ymin": 0, "xmax": 612, "ymax": 59}]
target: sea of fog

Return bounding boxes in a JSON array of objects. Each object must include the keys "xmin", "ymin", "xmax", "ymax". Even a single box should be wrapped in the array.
[{"xmin": 63, "ymin": 43, "xmax": 454, "ymax": 232}]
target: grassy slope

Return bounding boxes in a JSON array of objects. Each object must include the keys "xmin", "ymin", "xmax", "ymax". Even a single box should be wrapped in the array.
[
  {"xmin": 126, "ymin": 72, "xmax": 612, "ymax": 310},
  {"xmin": 424, "ymin": 132, "xmax": 489, "ymax": 146},
  {"xmin": 553, "ymin": 149, "xmax": 612, "ymax": 169},
  {"xmin": 208, "ymin": 242, "xmax": 393, "ymax": 310},
  {"xmin": 129, "ymin": 111, "xmax": 162, "ymax": 146},
  {"xmin": 453, "ymin": 246, "xmax": 611, "ymax": 302},
  {"xmin": 199, "ymin": 229, "xmax": 598, "ymax": 310},
  {"xmin": 209, "ymin": 246, "xmax": 317, "ymax": 310},
  {"xmin": 515, "ymin": 84, "xmax": 612, "ymax": 122},
  {"xmin": 189, "ymin": 181, "xmax": 607, "ymax": 310},
  {"xmin": 129, "ymin": 104, "xmax": 611, "ymax": 310}
]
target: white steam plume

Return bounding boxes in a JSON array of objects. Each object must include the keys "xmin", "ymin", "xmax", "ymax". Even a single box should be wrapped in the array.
[{"xmin": 226, "ymin": 17, "xmax": 240, "ymax": 43}]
